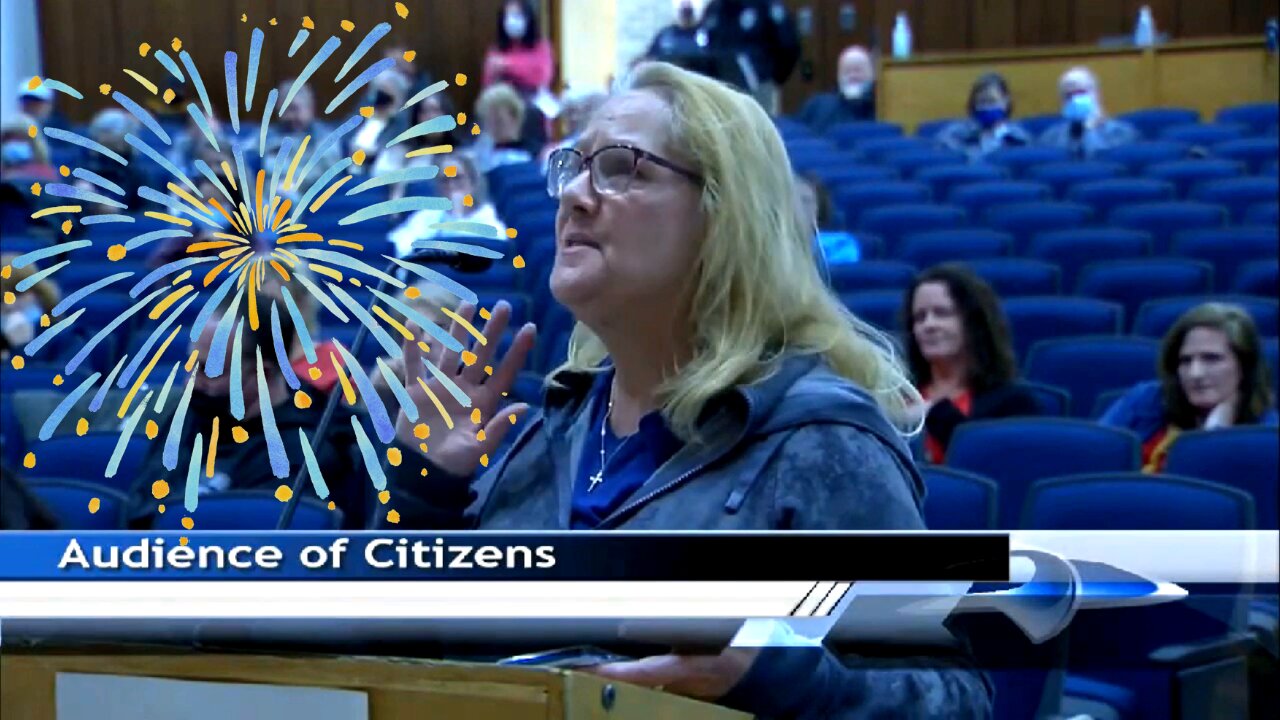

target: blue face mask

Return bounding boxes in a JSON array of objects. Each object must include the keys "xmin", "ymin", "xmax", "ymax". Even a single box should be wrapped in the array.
[
  {"xmin": 1, "ymin": 140, "xmax": 33, "ymax": 165},
  {"xmin": 1063, "ymin": 93, "xmax": 1095, "ymax": 122},
  {"xmin": 973, "ymin": 106, "xmax": 1007, "ymax": 128}
]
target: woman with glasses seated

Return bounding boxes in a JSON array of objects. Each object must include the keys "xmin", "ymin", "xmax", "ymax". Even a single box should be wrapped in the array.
[
  {"xmin": 387, "ymin": 152, "xmax": 508, "ymax": 258},
  {"xmin": 381, "ymin": 61, "xmax": 992, "ymax": 718}
]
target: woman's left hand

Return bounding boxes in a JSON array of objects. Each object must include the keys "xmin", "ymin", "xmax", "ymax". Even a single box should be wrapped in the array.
[{"xmin": 586, "ymin": 648, "xmax": 760, "ymax": 700}]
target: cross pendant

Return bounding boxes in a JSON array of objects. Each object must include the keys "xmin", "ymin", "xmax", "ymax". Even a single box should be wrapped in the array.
[{"xmin": 588, "ymin": 471, "xmax": 603, "ymax": 492}]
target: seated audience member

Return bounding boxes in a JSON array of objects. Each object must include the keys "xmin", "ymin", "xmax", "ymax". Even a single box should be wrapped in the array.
[
  {"xmin": 145, "ymin": 176, "xmax": 246, "ymax": 268},
  {"xmin": 350, "ymin": 69, "xmax": 412, "ymax": 177},
  {"xmin": 797, "ymin": 173, "xmax": 860, "ymax": 266},
  {"xmin": 0, "ymin": 464, "xmax": 59, "ymax": 530},
  {"xmin": 538, "ymin": 87, "xmax": 607, "ymax": 167},
  {"xmin": 167, "ymin": 111, "xmax": 225, "ymax": 177},
  {"xmin": 483, "ymin": 0, "xmax": 554, "ymax": 152},
  {"xmin": 0, "ymin": 116, "xmax": 57, "ymax": 180},
  {"xmin": 389, "ymin": 153, "xmax": 507, "ymax": 258},
  {"xmin": 936, "ymin": 72, "xmax": 1032, "ymax": 161},
  {"xmin": 473, "ymin": 84, "xmax": 535, "ymax": 173},
  {"xmin": 385, "ymin": 45, "xmax": 433, "ymax": 97},
  {"xmin": 263, "ymin": 81, "xmax": 338, "ymax": 175},
  {"xmin": 905, "ymin": 264, "xmax": 1039, "ymax": 463},
  {"xmin": 18, "ymin": 77, "xmax": 69, "ymax": 134},
  {"xmin": 379, "ymin": 60, "xmax": 991, "ymax": 718},
  {"xmin": 797, "ymin": 45, "xmax": 876, "ymax": 134},
  {"xmin": 0, "ymin": 254, "xmax": 60, "ymax": 361},
  {"xmin": 402, "ymin": 91, "xmax": 464, "ymax": 170},
  {"xmin": 126, "ymin": 294, "xmax": 368, "ymax": 529},
  {"xmin": 82, "ymin": 109, "xmax": 147, "ymax": 210},
  {"xmin": 1102, "ymin": 302, "xmax": 1277, "ymax": 473},
  {"xmin": 370, "ymin": 282, "xmax": 456, "ymax": 412},
  {"xmin": 1039, "ymin": 66, "xmax": 1139, "ymax": 159},
  {"xmin": 646, "ymin": 0, "xmax": 713, "ymax": 75}
]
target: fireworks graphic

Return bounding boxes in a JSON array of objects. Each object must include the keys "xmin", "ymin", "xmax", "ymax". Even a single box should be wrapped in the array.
[{"xmin": 6, "ymin": 3, "xmax": 515, "ymax": 535}]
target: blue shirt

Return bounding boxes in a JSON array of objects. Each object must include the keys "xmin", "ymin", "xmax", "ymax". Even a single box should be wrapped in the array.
[{"xmin": 571, "ymin": 369, "xmax": 684, "ymax": 529}]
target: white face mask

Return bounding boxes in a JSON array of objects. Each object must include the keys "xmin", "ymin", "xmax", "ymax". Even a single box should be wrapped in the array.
[{"xmin": 504, "ymin": 13, "xmax": 528, "ymax": 39}]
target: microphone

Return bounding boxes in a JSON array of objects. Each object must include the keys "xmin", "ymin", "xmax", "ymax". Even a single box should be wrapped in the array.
[{"xmin": 1068, "ymin": 120, "xmax": 1085, "ymax": 159}]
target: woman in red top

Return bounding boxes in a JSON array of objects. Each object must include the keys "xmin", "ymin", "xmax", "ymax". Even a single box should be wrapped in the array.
[
  {"xmin": 903, "ymin": 264, "xmax": 1039, "ymax": 463},
  {"xmin": 483, "ymin": 1, "xmax": 555, "ymax": 94}
]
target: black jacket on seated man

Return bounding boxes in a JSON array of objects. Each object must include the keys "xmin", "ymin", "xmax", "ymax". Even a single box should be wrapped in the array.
[
  {"xmin": 797, "ymin": 85, "xmax": 877, "ymax": 134},
  {"xmin": 700, "ymin": 0, "xmax": 801, "ymax": 91}
]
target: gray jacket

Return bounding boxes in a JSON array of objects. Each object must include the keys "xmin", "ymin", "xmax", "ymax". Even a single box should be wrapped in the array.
[{"xmin": 383, "ymin": 354, "xmax": 993, "ymax": 718}]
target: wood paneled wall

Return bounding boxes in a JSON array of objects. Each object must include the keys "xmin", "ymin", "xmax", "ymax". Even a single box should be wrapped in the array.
[
  {"xmin": 782, "ymin": 0, "xmax": 1279, "ymax": 112},
  {"xmin": 35, "ymin": 0, "xmax": 534, "ymax": 123}
]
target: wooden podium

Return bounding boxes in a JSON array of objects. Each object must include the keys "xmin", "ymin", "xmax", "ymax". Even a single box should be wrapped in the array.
[{"xmin": 1, "ymin": 650, "xmax": 751, "ymax": 719}]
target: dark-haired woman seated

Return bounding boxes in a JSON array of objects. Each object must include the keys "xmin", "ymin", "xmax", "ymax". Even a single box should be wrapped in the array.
[
  {"xmin": 904, "ymin": 264, "xmax": 1039, "ymax": 463},
  {"xmin": 935, "ymin": 73, "xmax": 1032, "ymax": 162},
  {"xmin": 1101, "ymin": 302, "xmax": 1277, "ymax": 472}
]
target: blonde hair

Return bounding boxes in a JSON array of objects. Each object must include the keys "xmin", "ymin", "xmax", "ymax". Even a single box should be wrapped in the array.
[
  {"xmin": 476, "ymin": 83, "xmax": 526, "ymax": 128},
  {"xmin": 555, "ymin": 61, "xmax": 920, "ymax": 440}
]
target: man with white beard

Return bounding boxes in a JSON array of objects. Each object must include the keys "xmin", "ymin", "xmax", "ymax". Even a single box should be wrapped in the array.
[{"xmin": 797, "ymin": 45, "xmax": 878, "ymax": 133}]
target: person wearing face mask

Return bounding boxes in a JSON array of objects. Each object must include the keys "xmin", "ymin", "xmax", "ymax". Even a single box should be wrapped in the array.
[
  {"xmin": 1101, "ymin": 303, "xmax": 1277, "ymax": 473},
  {"xmin": 388, "ymin": 152, "xmax": 508, "ymax": 259},
  {"xmin": 472, "ymin": 84, "xmax": 536, "ymax": 174},
  {"xmin": 1039, "ymin": 66, "xmax": 1139, "ymax": 159},
  {"xmin": 80, "ymin": 109, "xmax": 147, "ymax": 210},
  {"xmin": 902, "ymin": 264, "xmax": 1039, "ymax": 464},
  {"xmin": 484, "ymin": 0, "xmax": 554, "ymax": 154},
  {"xmin": 350, "ymin": 70, "xmax": 413, "ymax": 178},
  {"xmin": 1, "ymin": 116, "xmax": 57, "ymax": 181},
  {"xmin": 797, "ymin": 45, "xmax": 877, "ymax": 134},
  {"xmin": 126, "ymin": 297, "xmax": 369, "ymax": 529},
  {"xmin": 935, "ymin": 73, "xmax": 1032, "ymax": 162}
]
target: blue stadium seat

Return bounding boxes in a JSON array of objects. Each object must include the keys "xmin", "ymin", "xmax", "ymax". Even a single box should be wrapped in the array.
[
  {"xmin": 1165, "ymin": 428, "xmax": 1279, "ymax": 529},
  {"xmin": 1232, "ymin": 259, "xmax": 1278, "ymax": 297},
  {"xmin": 1017, "ymin": 380, "xmax": 1071, "ymax": 417},
  {"xmin": 0, "ymin": 364, "xmax": 63, "ymax": 394},
  {"xmin": 914, "ymin": 118, "xmax": 960, "ymax": 138},
  {"xmin": 985, "ymin": 146, "xmax": 1072, "ymax": 177},
  {"xmin": 894, "ymin": 229, "xmax": 1012, "ymax": 267},
  {"xmin": 1116, "ymin": 108, "xmax": 1200, "ymax": 138},
  {"xmin": 826, "ymin": 260, "xmax": 917, "ymax": 294},
  {"xmin": 1023, "ymin": 472, "xmax": 1252, "ymax": 530},
  {"xmin": 921, "ymin": 466, "xmax": 997, "ymax": 530},
  {"xmin": 1266, "ymin": 337, "xmax": 1280, "ymax": 391},
  {"xmin": 827, "ymin": 121, "xmax": 904, "ymax": 149},
  {"xmin": 856, "ymin": 204, "xmax": 968, "ymax": 246},
  {"xmin": 963, "ymin": 259, "xmax": 1062, "ymax": 297},
  {"xmin": 152, "ymin": 490, "xmax": 342, "ymax": 530},
  {"xmin": 1091, "ymin": 388, "xmax": 1129, "ymax": 419},
  {"xmin": 1108, "ymin": 201, "xmax": 1228, "ymax": 253},
  {"xmin": 1024, "ymin": 336, "xmax": 1160, "ymax": 419},
  {"xmin": 1025, "ymin": 160, "xmax": 1127, "ymax": 197},
  {"xmin": 985, "ymin": 201, "xmax": 1093, "ymax": 252},
  {"xmin": 1132, "ymin": 295, "xmax": 1280, "ymax": 338},
  {"xmin": 1216, "ymin": 102, "xmax": 1280, "ymax": 134},
  {"xmin": 1244, "ymin": 200, "xmax": 1278, "ymax": 226},
  {"xmin": 1026, "ymin": 228, "xmax": 1152, "ymax": 290},
  {"xmin": 1266, "ymin": 159, "xmax": 1280, "ymax": 176},
  {"xmin": 849, "ymin": 136, "xmax": 929, "ymax": 160},
  {"xmin": 948, "ymin": 181, "xmax": 1052, "ymax": 217},
  {"xmin": 1143, "ymin": 159, "xmax": 1244, "ymax": 197},
  {"xmin": 26, "ymin": 479, "xmax": 127, "ymax": 530},
  {"xmin": 1075, "ymin": 259, "xmax": 1214, "ymax": 323},
  {"xmin": 790, "ymin": 148, "xmax": 861, "ymax": 172},
  {"xmin": 1212, "ymin": 136, "xmax": 1280, "ymax": 173},
  {"xmin": 881, "ymin": 148, "xmax": 966, "ymax": 177},
  {"xmin": 785, "ymin": 137, "xmax": 838, "ymax": 155},
  {"xmin": 1171, "ymin": 227, "xmax": 1279, "ymax": 291},
  {"xmin": 1003, "ymin": 297, "xmax": 1123, "ymax": 360},
  {"xmin": 839, "ymin": 290, "xmax": 902, "ymax": 334},
  {"xmin": 915, "ymin": 163, "xmax": 1010, "ymax": 200},
  {"xmin": 1098, "ymin": 140, "xmax": 1191, "ymax": 171},
  {"xmin": 1190, "ymin": 176, "xmax": 1280, "ymax": 222},
  {"xmin": 947, "ymin": 419, "xmax": 1140, "ymax": 527},
  {"xmin": 1065, "ymin": 178, "xmax": 1177, "ymax": 219},
  {"xmin": 806, "ymin": 163, "xmax": 898, "ymax": 190},
  {"xmin": 25, "ymin": 432, "xmax": 150, "ymax": 493},
  {"xmin": 835, "ymin": 182, "xmax": 933, "ymax": 227},
  {"xmin": 1158, "ymin": 122, "xmax": 1248, "ymax": 147}
]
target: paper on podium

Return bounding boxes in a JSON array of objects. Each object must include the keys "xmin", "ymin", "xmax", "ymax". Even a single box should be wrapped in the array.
[{"xmin": 55, "ymin": 672, "xmax": 368, "ymax": 720}]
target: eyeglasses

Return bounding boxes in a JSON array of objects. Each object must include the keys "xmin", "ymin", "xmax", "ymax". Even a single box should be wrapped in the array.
[{"xmin": 546, "ymin": 144, "xmax": 703, "ymax": 198}]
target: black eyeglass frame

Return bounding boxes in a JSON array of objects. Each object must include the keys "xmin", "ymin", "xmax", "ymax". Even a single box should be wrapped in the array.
[{"xmin": 545, "ymin": 144, "xmax": 704, "ymax": 197}]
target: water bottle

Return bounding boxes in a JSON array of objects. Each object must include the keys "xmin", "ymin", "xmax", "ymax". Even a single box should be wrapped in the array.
[
  {"xmin": 892, "ymin": 12, "xmax": 913, "ymax": 59},
  {"xmin": 1134, "ymin": 5, "xmax": 1156, "ymax": 47}
]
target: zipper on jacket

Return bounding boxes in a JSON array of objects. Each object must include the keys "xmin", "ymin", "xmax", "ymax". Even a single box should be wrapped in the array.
[{"xmin": 596, "ymin": 393, "xmax": 756, "ymax": 528}]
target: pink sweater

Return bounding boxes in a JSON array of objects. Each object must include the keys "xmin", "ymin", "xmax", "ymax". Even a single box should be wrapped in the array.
[{"xmin": 482, "ymin": 40, "xmax": 555, "ymax": 92}]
